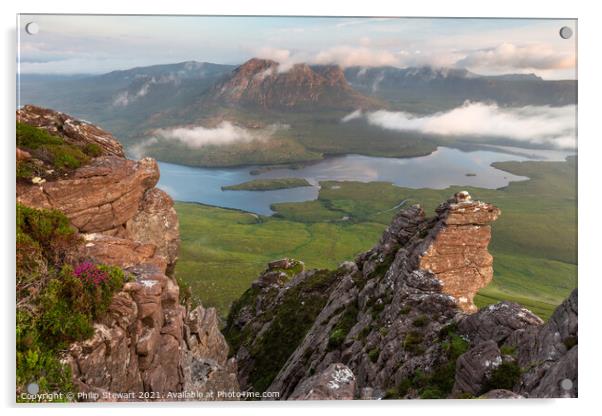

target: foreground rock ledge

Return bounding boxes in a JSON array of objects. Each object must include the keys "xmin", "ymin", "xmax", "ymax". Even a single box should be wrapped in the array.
[{"xmin": 225, "ymin": 191, "xmax": 576, "ymax": 400}]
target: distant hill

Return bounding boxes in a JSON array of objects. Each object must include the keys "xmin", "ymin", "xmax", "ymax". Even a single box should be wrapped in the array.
[
  {"xmin": 19, "ymin": 59, "xmax": 577, "ymax": 148},
  {"xmin": 19, "ymin": 61, "xmax": 235, "ymax": 142},
  {"xmin": 344, "ymin": 66, "xmax": 576, "ymax": 113}
]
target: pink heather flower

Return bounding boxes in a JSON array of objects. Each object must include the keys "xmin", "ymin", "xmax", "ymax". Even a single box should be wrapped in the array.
[{"xmin": 73, "ymin": 261, "xmax": 109, "ymax": 287}]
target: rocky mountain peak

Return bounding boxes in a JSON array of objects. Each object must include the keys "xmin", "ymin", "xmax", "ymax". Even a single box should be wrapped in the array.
[{"xmin": 209, "ymin": 58, "xmax": 382, "ymax": 110}]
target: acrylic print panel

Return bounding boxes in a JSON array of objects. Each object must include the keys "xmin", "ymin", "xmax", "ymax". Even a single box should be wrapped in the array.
[{"xmin": 16, "ymin": 15, "xmax": 577, "ymax": 403}]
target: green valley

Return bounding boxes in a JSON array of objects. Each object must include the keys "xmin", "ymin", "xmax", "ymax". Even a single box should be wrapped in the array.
[{"xmin": 174, "ymin": 157, "xmax": 577, "ymax": 320}]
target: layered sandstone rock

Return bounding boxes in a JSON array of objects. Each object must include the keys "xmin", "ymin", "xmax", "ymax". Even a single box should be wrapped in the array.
[
  {"xmin": 17, "ymin": 156, "xmax": 159, "ymax": 234},
  {"xmin": 418, "ymin": 191, "xmax": 500, "ymax": 312},
  {"xmin": 17, "ymin": 106, "xmax": 180, "ymax": 271},
  {"xmin": 17, "ymin": 105, "xmax": 125, "ymax": 157}
]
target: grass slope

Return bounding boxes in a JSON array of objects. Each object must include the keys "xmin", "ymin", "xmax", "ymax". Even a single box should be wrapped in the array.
[{"xmin": 175, "ymin": 157, "xmax": 577, "ymax": 320}]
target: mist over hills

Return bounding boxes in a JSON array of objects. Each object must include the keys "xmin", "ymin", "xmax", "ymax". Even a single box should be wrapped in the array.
[
  {"xmin": 18, "ymin": 58, "xmax": 577, "ymax": 167},
  {"xmin": 344, "ymin": 66, "xmax": 576, "ymax": 112}
]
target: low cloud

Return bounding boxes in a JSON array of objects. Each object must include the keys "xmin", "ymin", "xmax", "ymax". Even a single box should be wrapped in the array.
[
  {"xmin": 343, "ymin": 102, "xmax": 576, "ymax": 149},
  {"xmin": 257, "ymin": 46, "xmax": 400, "ymax": 71},
  {"xmin": 457, "ymin": 43, "xmax": 575, "ymax": 72},
  {"xmin": 113, "ymin": 74, "xmax": 188, "ymax": 107},
  {"xmin": 131, "ymin": 122, "xmax": 288, "ymax": 157},
  {"xmin": 341, "ymin": 109, "xmax": 363, "ymax": 122},
  {"xmin": 255, "ymin": 42, "xmax": 574, "ymax": 79},
  {"xmin": 154, "ymin": 122, "xmax": 258, "ymax": 148}
]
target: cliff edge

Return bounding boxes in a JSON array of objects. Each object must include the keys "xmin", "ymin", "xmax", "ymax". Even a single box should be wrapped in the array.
[{"xmin": 16, "ymin": 105, "xmax": 239, "ymax": 401}]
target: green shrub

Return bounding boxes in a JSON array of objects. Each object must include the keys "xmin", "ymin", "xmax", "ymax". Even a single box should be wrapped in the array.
[
  {"xmin": 357, "ymin": 325, "xmax": 371, "ymax": 340},
  {"xmin": 368, "ymin": 347, "xmax": 380, "ymax": 363},
  {"xmin": 37, "ymin": 264, "xmax": 126, "ymax": 350},
  {"xmin": 388, "ymin": 328, "xmax": 470, "ymax": 400},
  {"xmin": 16, "ymin": 161, "xmax": 35, "ymax": 179},
  {"xmin": 16, "ymin": 122, "xmax": 90, "ymax": 171},
  {"xmin": 243, "ymin": 269, "xmax": 339, "ymax": 392},
  {"xmin": 16, "ymin": 347, "xmax": 74, "ymax": 402},
  {"xmin": 328, "ymin": 328, "xmax": 347, "ymax": 350},
  {"xmin": 500, "ymin": 345, "xmax": 517, "ymax": 356},
  {"xmin": 327, "ymin": 302, "xmax": 359, "ymax": 350},
  {"xmin": 17, "ymin": 122, "xmax": 63, "ymax": 148},
  {"xmin": 563, "ymin": 336, "xmax": 578, "ymax": 350},
  {"xmin": 399, "ymin": 305, "xmax": 411, "ymax": 315},
  {"xmin": 16, "ymin": 203, "xmax": 127, "ymax": 400},
  {"xmin": 17, "ymin": 204, "xmax": 75, "ymax": 259},
  {"xmin": 83, "ymin": 143, "xmax": 103, "ymax": 157},
  {"xmin": 412, "ymin": 315, "xmax": 429, "ymax": 327},
  {"xmin": 482, "ymin": 362, "xmax": 522, "ymax": 392},
  {"xmin": 420, "ymin": 387, "xmax": 444, "ymax": 399},
  {"xmin": 403, "ymin": 330, "xmax": 425, "ymax": 354}
]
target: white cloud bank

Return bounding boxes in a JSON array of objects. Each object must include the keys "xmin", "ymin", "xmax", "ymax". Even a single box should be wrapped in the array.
[
  {"xmin": 131, "ymin": 122, "xmax": 288, "ymax": 158},
  {"xmin": 255, "ymin": 42, "xmax": 574, "ymax": 79},
  {"xmin": 457, "ymin": 43, "xmax": 574, "ymax": 72},
  {"xmin": 154, "ymin": 122, "xmax": 258, "ymax": 148},
  {"xmin": 343, "ymin": 102, "xmax": 576, "ymax": 149}
]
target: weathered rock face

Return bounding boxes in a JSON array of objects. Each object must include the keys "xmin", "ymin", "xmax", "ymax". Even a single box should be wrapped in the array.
[
  {"xmin": 17, "ymin": 105, "xmax": 125, "ymax": 157},
  {"xmin": 508, "ymin": 288, "xmax": 578, "ymax": 398},
  {"xmin": 17, "ymin": 108, "xmax": 237, "ymax": 401},
  {"xmin": 289, "ymin": 364, "xmax": 356, "ymax": 400},
  {"xmin": 63, "ymin": 232, "xmax": 240, "ymax": 400},
  {"xmin": 17, "ymin": 156, "xmax": 159, "ymax": 233},
  {"xmin": 224, "ymin": 192, "xmax": 577, "ymax": 400},
  {"xmin": 418, "ymin": 191, "xmax": 500, "ymax": 312},
  {"xmin": 452, "ymin": 340, "xmax": 503, "ymax": 396},
  {"xmin": 126, "ymin": 188, "xmax": 180, "ymax": 274},
  {"xmin": 17, "ymin": 107, "xmax": 180, "ymax": 272}
]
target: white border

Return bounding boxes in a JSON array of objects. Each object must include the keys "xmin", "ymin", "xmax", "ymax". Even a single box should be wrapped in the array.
[{"xmin": 2, "ymin": 1, "xmax": 600, "ymax": 415}]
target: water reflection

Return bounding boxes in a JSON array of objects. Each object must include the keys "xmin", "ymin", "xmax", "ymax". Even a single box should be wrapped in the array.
[{"xmin": 157, "ymin": 146, "xmax": 573, "ymax": 216}]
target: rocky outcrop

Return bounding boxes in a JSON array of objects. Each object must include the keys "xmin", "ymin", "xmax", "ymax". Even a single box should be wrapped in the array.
[
  {"xmin": 63, "ymin": 234, "xmax": 239, "ymax": 401},
  {"xmin": 452, "ymin": 340, "xmax": 503, "ymax": 396},
  {"xmin": 17, "ymin": 105, "xmax": 125, "ymax": 157},
  {"xmin": 224, "ymin": 191, "xmax": 577, "ymax": 400},
  {"xmin": 17, "ymin": 156, "xmax": 158, "ymax": 233},
  {"xmin": 508, "ymin": 288, "xmax": 578, "ymax": 398},
  {"xmin": 289, "ymin": 364, "xmax": 356, "ymax": 400},
  {"xmin": 16, "ymin": 107, "xmax": 237, "ymax": 401},
  {"xmin": 418, "ymin": 191, "xmax": 501, "ymax": 312},
  {"xmin": 17, "ymin": 106, "xmax": 179, "ymax": 271}
]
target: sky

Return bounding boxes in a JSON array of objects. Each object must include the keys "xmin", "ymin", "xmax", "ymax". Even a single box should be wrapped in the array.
[{"xmin": 17, "ymin": 15, "xmax": 577, "ymax": 79}]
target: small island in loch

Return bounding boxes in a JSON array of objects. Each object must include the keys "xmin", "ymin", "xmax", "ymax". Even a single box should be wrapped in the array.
[{"xmin": 222, "ymin": 177, "xmax": 312, "ymax": 191}]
